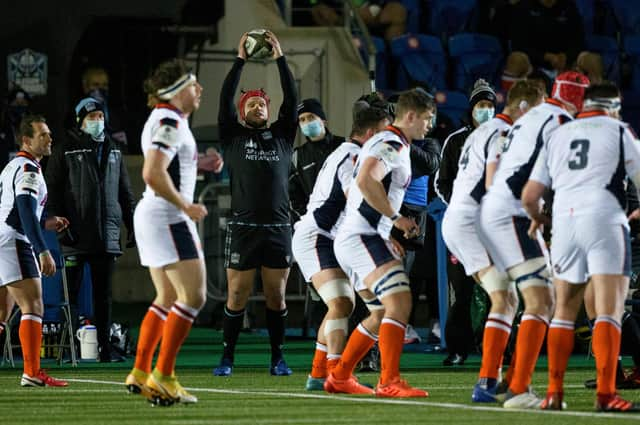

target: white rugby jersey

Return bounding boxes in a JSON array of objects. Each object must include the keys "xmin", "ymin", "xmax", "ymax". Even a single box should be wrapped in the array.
[
  {"xmin": 140, "ymin": 103, "xmax": 198, "ymax": 220},
  {"xmin": 340, "ymin": 126, "xmax": 411, "ymax": 239},
  {"xmin": 484, "ymin": 99, "xmax": 572, "ymax": 216},
  {"xmin": 530, "ymin": 111, "xmax": 640, "ymax": 222},
  {"xmin": 0, "ymin": 152, "xmax": 47, "ymax": 243},
  {"xmin": 298, "ymin": 140, "xmax": 361, "ymax": 238},
  {"xmin": 448, "ymin": 113, "xmax": 513, "ymax": 211}
]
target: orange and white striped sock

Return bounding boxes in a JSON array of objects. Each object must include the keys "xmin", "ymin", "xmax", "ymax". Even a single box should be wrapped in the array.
[
  {"xmin": 134, "ymin": 303, "xmax": 168, "ymax": 373},
  {"xmin": 593, "ymin": 316, "xmax": 622, "ymax": 396},
  {"xmin": 379, "ymin": 318, "xmax": 406, "ymax": 385},
  {"xmin": 479, "ymin": 313, "xmax": 512, "ymax": 380},
  {"xmin": 509, "ymin": 314, "xmax": 548, "ymax": 394},
  {"xmin": 332, "ymin": 324, "xmax": 376, "ymax": 380},
  {"xmin": 19, "ymin": 314, "xmax": 42, "ymax": 377},
  {"xmin": 155, "ymin": 302, "xmax": 199, "ymax": 376},
  {"xmin": 547, "ymin": 319, "xmax": 574, "ymax": 393},
  {"xmin": 310, "ymin": 342, "xmax": 328, "ymax": 378},
  {"xmin": 503, "ymin": 351, "xmax": 517, "ymax": 386}
]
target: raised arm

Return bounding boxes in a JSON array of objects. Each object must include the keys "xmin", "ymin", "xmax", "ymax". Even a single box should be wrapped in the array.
[
  {"xmin": 218, "ymin": 33, "xmax": 249, "ymax": 131},
  {"xmin": 266, "ymin": 31, "xmax": 298, "ymax": 135}
]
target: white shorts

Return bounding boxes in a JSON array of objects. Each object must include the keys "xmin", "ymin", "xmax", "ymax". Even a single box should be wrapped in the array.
[
  {"xmin": 334, "ymin": 232, "xmax": 399, "ymax": 292},
  {"xmin": 477, "ymin": 203, "xmax": 547, "ymax": 272},
  {"xmin": 292, "ymin": 219, "xmax": 340, "ymax": 282},
  {"xmin": 134, "ymin": 201, "xmax": 203, "ymax": 268},
  {"xmin": 0, "ymin": 237, "xmax": 40, "ymax": 286},
  {"xmin": 551, "ymin": 215, "xmax": 630, "ymax": 283},
  {"xmin": 442, "ymin": 209, "xmax": 490, "ymax": 276}
]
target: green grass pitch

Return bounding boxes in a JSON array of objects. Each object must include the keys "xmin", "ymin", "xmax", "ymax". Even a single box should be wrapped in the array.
[{"xmin": 1, "ymin": 329, "xmax": 640, "ymax": 424}]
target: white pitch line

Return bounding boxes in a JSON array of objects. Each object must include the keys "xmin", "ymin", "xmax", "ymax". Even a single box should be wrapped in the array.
[{"xmin": 61, "ymin": 378, "xmax": 640, "ymax": 420}]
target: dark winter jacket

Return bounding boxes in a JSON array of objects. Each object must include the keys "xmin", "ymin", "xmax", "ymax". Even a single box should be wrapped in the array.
[{"xmin": 45, "ymin": 128, "xmax": 135, "ymax": 255}]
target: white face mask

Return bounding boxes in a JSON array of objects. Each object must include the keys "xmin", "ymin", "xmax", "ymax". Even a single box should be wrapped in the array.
[{"xmin": 83, "ymin": 119, "xmax": 105, "ymax": 139}]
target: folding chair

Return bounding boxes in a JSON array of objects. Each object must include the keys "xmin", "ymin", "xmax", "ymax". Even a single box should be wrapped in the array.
[{"xmin": 43, "ymin": 234, "xmax": 78, "ymax": 367}]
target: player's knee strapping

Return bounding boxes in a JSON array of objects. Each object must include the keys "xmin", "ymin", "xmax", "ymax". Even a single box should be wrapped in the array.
[
  {"xmin": 324, "ymin": 317, "xmax": 349, "ymax": 337},
  {"xmin": 479, "ymin": 266, "xmax": 513, "ymax": 294},
  {"xmin": 360, "ymin": 295, "xmax": 385, "ymax": 311},
  {"xmin": 317, "ymin": 279, "xmax": 355, "ymax": 307},
  {"xmin": 508, "ymin": 258, "xmax": 550, "ymax": 290},
  {"xmin": 371, "ymin": 264, "xmax": 410, "ymax": 299}
]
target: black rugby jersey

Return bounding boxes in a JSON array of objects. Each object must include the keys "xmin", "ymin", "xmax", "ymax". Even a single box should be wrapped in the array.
[{"xmin": 218, "ymin": 57, "xmax": 298, "ymax": 224}]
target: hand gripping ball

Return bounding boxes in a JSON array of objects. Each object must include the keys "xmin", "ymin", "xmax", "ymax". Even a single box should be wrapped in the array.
[{"xmin": 244, "ymin": 29, "xmax": 273, "ymax": 60}]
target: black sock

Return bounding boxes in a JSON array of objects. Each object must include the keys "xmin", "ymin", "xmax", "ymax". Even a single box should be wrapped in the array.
[
  {"xmin": 266, "ymin": 308, "xmax": 287, "ymax": 364},
  {"xmin": 222, "ymin": 306, "xmax": 245, "ymax": 362}
]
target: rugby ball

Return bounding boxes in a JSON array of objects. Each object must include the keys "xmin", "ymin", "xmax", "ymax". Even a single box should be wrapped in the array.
[{"xmin": 244, "ymin": 29, "xmax": 273, "ymax": 60}]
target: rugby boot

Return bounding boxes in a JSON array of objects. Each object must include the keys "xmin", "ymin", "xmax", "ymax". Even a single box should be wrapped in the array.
[
  {"xmin": 375, "ymin": 377, "xmax": 428, "ymax": 398},
  {"xmin": 324, "ymin": 373, "xmax": 374, "ymax": 394},
  {"xmin": 21, "ymin": 369, "xmax": 68, "ymax": 387}
]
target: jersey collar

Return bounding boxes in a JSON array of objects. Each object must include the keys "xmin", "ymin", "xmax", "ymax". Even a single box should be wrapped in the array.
[
  {"xmin": 155, "ymin": 103, "xmax": 184, "ymax": 117},
  {"xmin": 545, "ymin": 98, "xmax": 565, "ymax": 109},
  {"xmin": 16, "ymin": 150, "xmax": 41, "ymax": 167},
  {"xmin": 385, "ymin": 125, "xmax": 410, "ymax": 145},
  {"xmin": 495, "ymin": 113, "xmax": 513, "ymax": 125},
  {"xmin": 576, "ymin": 110, "xmax": 608, "ymax": 119}
]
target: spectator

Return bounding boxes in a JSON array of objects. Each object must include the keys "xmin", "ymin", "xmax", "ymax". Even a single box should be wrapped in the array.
[
  {"xmin": 213, "ymin": 31, "xmax": 298, "ymax": 377},
  {"xmin": 307, "ymin": 0, "xmax": 407, "ymax": 41},
  {"xmin": 0, "ymin": 86, "xmax": 31, "ymax": 170},
  {"xmin": 491, "ymin": 0, "xmax": 603, "ymax": 84},
  {"xmin": 435, "ymin": 79, "xmax": 497, "ymax": 366},
  {"xmin": 79, "ymin": 66, "xmax": 129, "ymax": 147},
  {"xmin": 45, "ymin": 97, "xmax": 136, "ymax": 362},
  {"xmin": 290, "ymin": 98, "xmax": 345, "ymax": 222}
]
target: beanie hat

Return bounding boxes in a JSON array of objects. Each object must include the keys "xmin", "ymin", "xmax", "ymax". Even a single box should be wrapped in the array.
[
  {"xmin": 469, "ymin": 79, "xmax": 497, "ymax": 110},
  {"xmin": 75, "ymin": 97, "xmax": 104, "ymax": 127},
  {"xmin": 238, "ymin": 89, "xmax": 270, "ymax": 121},
  {"xmin": 297, "ymin": 98, "xmax": 326, "ymax": 121}
]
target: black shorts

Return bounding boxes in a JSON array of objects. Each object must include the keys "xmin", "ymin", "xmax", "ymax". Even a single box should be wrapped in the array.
[{"xmin": 224, "ymin": 222, "xmax": 292, "ymax": 270}]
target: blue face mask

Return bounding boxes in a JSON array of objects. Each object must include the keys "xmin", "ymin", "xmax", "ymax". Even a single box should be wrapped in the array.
[
  {"xmin": 300, "ymin": 120, "xmax": 324, "ymax": 138},
  {"xmin": 83, "ymin": 119, "xmax": 105, "ymax": 139},
  {"xmin": 472, "ymin": 107, "xmax": 495, "ymax": 125}
]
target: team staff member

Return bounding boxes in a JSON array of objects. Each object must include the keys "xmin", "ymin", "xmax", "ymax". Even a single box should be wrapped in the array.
[
  {"xmin": 0, "ymin": 115, "xmax": 68, "ymax": 387},
  {"xmin": 125, "ymin": 59, "xmax": 208, "ymax": 406},
  {"xmin": 45, "ymin": 97, "xmax": 136, "ymax": 362},
  {"xmin": 290, "ymin": 98, "xmax": 345, "ymax": 221},
  {"xmin": 214, "ymin": 30, "xmax": 298, "ymax": 377}
]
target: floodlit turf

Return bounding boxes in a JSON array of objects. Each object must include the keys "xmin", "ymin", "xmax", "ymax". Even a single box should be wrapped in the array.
[{"xmin": 2, "ymin": 329, "xmax": 640, "ymax": 424}]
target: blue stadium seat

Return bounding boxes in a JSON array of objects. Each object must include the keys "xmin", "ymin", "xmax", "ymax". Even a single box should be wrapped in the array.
[
  {"xmin": 390, "ymin": 34, "xmax": 447, "ymax": 90},
  {"xmin": 622, "ymin": 90, "xmax": 640, "ymax": 135},
  {"xmin": 428, "ymin": 0, "xmax": 478, "ymax": 42},
  {"xmin": 624, "ymin": 36, "xmax": 640, "ymax": 91},
  {"xmin": 575, "ymin": 0, "xmax": 595, "ymax": 34},
  {"xmin": 353, "ymin": 35, "xmax": 388, "ymax": 90},
  {"xmin": 585, "ymin": 35, "xmax": 620, "ymax": 84},
  {"xmin": 609, "ymin": 0, "xmax": 640, "ymax": 36},
  {"xmin": 448, "ymin": 33, "xmax": 503, "ymax": 93},
  {"xmin": 434, "ymin": 90, "xmax": 469, "ymax": 128},
  {"xmin": 401, "ymin": 0, "xmax": 420, "ymax": 34}
]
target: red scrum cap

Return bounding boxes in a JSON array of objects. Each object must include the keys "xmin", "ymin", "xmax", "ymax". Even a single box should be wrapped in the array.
[
  {"xmin": 238, "ymin": 89, "xmax": 270, "ymax": 121},
  {"xmin": 551, "ymin": 71, "xmax": 590, "ymax": 112}
]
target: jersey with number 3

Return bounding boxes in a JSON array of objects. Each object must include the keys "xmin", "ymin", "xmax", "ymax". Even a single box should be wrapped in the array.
[
  {"xmin": 485, "ymin": 99, "xmax": 572, "ymax": 216},
  {"xmin": 139, "ymin": 104, "xmax": 197, "ymax": 221},
  {"xmin": 340, "ymin": 127, "xmax": 411, "ymax": 239},
  {"xmin": 0, "ymin": 154, "xmax": 47, "ymax": 244},
  {"xmin": 530, "ymin": 111, "xmax": 640, "ymax": 223}
]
